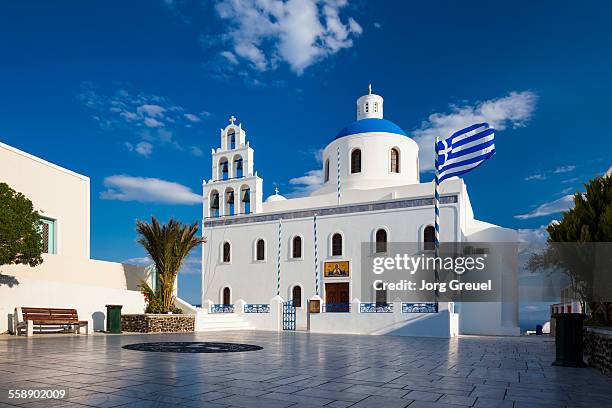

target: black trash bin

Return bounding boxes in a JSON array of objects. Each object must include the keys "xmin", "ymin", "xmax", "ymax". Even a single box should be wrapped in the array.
[
  {"xmin": 552, "ymin": 313, "xmax": 586, "ymax": 367},
  {"xmin": 105, "ymin": 304, "xmax": 123, "ymax": 334}
]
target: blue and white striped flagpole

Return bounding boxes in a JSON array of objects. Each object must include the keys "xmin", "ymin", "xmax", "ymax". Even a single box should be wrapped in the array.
[
  {"xmin": 434, "ymin": 137, "xmax": 440, "ymax": 300},
  {"xmin": 337, "ymin": 147, "xmax": 341, "ymax": 205},
  {"xmin": 434, "ymin": 137, "xmax": 440, "ymax": 257},
  {"xmin": 314, "ymin": 213, "xmax": 319, "ymax": 296},
  {"xmin": 277, "ymin": 218, "xmax": 282, "ymax": 296}
]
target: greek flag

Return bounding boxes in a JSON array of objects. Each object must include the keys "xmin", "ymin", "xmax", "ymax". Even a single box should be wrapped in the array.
[{"xmin": 437, "ymin": 123, "xmax": 495, "ymax": 182}]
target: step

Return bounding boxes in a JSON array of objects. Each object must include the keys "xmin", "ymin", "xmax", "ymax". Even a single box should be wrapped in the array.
[
  {"xmin": 198, "ymin": 321, "xmax": 252, "ymax": 329},
  {"xmin": 195, "ymin": 312, "xmax": 254, "ymax": 332},
  {"xmin": 197, "ymin": 317, "xmax": 251, "ymax": 325}
]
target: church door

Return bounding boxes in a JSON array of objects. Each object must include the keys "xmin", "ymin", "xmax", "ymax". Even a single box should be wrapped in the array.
[
  {"xmin": 223, "ymin": 287, "xmax": 231, "ymax": 305},
  {"xmin": 325, "ymin": 282, "xmax": 349, "ymax": 312}
]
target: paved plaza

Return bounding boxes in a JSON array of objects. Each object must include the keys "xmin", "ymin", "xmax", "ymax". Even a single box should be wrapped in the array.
[{"xmin": 1, "ymin": 331, "xmax": 611, "ymax": 408}]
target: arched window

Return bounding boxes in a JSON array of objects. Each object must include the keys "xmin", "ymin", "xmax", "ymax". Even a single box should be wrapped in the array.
[
  {"xmin": 234, "ymin": 156, "xmax": 243, "ymax": 178},
  {"xmin": 332, "ymin": 233, "xmax": 343, "ymax": 256},
  {"xmin": 210, "ymin": 191, "xmax": 220, "ymax": 217},
  {"xmin": 241, "ymin": 186, "xmax": 251, "ymax": 214},
  {"xmin": 292, "ymin": 236, "xmax": 302, "ymax": 259},
  {"xmin": 228, "ymin": 131, "xmax": 236, "ymax": 149},
  {"xmin": 324, "ymin": 159, "xmax": 330, "ymax": 182},
  {"xmin": 292, "ymin": 286, "xmax": 302, "ymax": 308},
  {"xmin": 365, "ymin": 102, "xmax": 369, "ymax": 113},
  {"xmin": 223, "ymin": 242, "xmax": 231, "ymax": 263},
  {"xmin": 350, "ymin": 149, "xmax": 361, "ymax": 174},
  {"xmin": 219, "ymin": 158, "xmax": 229, "ymax": 180},
  {"xmin": 223, "ymin": 287, "xmax": 231, "ymax": 305},
  {"xmin": 424, "ymin": 226, "xmax": 435, "ymax": 251},
  {"xmin": 375, "ymin": 229, "xmax": 387, "ymax": 253},
  {"xmin": 256, "ymin": 239, "xmax": 265, "ymax": 261},
  {"xmin": 376, "ymin": 289, "xmax": 387, "ymax": 306},
  {"xmin": 391, "ymin": 148, "xmax": 400, "ymax": 173},
  {"xmin": 374, "ymin": 102, "xmax": 379, "ymax": 113},
  {"xmin": 225, "ymin": 188, "xmax": 235, "ymax": 216}
]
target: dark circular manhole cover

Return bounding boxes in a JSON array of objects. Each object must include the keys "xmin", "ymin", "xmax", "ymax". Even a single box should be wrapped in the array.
[{"xmin": 122, "ymin": 342, "xmax": 263, "ymax": 353}]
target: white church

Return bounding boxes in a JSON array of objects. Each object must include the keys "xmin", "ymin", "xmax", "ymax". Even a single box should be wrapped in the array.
[{"xmin": 201, "ymin": 87, "xmax": 520, "ymax": 337}]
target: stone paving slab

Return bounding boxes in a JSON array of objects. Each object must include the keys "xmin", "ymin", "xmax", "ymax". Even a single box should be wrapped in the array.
[{"xmin": 0, "ymin": 331, "xmax": 611, "ymax": 408}]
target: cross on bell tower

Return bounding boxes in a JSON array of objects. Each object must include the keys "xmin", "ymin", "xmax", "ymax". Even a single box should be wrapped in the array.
[{"xmin": 229, "ymin": 115, "xmax": 237, "ymax": 125}]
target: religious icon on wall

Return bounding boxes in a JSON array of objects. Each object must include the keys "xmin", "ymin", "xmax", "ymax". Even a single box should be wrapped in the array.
[{"xmin": 324, "ymin": 261, "xmax": 349, "ymax": 278}]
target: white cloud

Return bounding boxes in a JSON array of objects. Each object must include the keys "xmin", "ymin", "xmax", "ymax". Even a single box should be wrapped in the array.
[
  {"xmin": 122, "ymin": 256, "xmax": 152, "ymax": 266},
  {"xmin": 122, "ymin": 252, "xmax": 201, "ymax": 274},
  {"xmin": 78, "ymin": 83, "xmax": 209, "ymax": 155},
  {"xmin": 514, "ymin": 195, "xmax": 574, "ymax": 220},
  {"xmin": 135, "ymin": 142, "xmax": 153, "ymax": 157},
  {"xmin": 518, "ymin": 225, "xmax": 549, "ymax": 248},
  {"xmin": 413, "ymin": 91, "xmax": 537, "ymax": 172},
  {"xmin": 124, "ymin": 141, "xmax": 153, "ymax": 157},
  {"xmin": 288, "ymin": 169, "xmax": 324, "ymax": 197},
  {"xmin": 525, "ymin": 173, "xmax": 546, "ymax": 181},
  {"xmin": 220, "ymin": 50, "xmax": 239, "ymax": 65},
  {"xmin": 554, "ymin": 165, "xmax": 576, "ymax": 174},
  {"xmin": 212, "ymin": 0, "xmax": 362, "ymax": 74},
  {"xmin": 137, "ymin": 104, "xmax": 166, "ymax": 117},
  {"xmin": 524, "ymin": 165, "xmax": 575, "ymax": 181},
  {"xmin": 100, "ymin": 175, "xmax": 201, "ymax": 205},
  {"xmin": 190, "ymin": 146, "xmax": 204, "ymax": 156},
  {"xmin": 143, "ymin": 117, "xmax": 164, "ymax": 128},
  {"xmin": 184, "ymin": 113, "xmax": 201, "ymax": 122}
]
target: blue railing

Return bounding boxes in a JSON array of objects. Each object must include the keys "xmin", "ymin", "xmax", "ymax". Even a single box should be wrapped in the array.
[
  {"xmin": 360, "ymin": 302, "xmax": 393, "ymax": 313},
  {"xmin": 211, "ymin": 304, "xmax": 235, "ymax": 313},
  {"xmin": 401, "ymin": 302, "xmax": 438, "ymax": 313},
  {"xmin": 323, "ymin": 303, "xmax": 351, "ymax": 313},
  {"xmin": 244, "ymin": 304, "xmax": 270, "ymax": 313}
]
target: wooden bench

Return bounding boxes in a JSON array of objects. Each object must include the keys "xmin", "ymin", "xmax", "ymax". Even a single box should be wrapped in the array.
[{"xmin": 15, "ymin": 307, "xmax": 88, "ymax": 336}]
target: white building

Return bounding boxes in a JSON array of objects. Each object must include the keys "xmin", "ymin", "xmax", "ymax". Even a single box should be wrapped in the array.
[
  {"xmin": 0, "ymin": 142, "xmax": 153, "ymax": 333},
  {"xmin": 201, "ymin": 88, "xmax": 520, "ymax": 337}
]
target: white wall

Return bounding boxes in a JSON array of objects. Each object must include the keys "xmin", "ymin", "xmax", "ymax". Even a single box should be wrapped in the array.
[
  {"xmin": 0, "ymin": 142, "xmax": 90, "ymax": 258},
  {"xmin": 310, "ymin": 301, "xmax": 457, "ymax": 338},
  {"xmin": 202, "ymin": 201, "xmax": 460, "ymax": 306},
  {"xmin": 2, "ymin": 276, "xmax": 145, "ymax": 333},
  {"xmin": 314, "ymin": 132, "xmax": 420, "ymax": 195},
  {"xmin": 1, "ymin": 254, "xmax": 147, "ymax": 290},
  {"xmin": 0, "ymin": 142, "xmax": 150, "ymax": 334},
  {"xmin": 0, "ymin": 255, "xmax": 151, "ymax": 333}
]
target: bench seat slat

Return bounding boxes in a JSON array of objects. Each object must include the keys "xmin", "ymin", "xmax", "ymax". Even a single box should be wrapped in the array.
[
  {"xmin": 22, "ymin": 307, "xmax": 82, "ymax": 322},
  {"xmin": 31, "ymin": 319, "xmax": 88, "ymax": 325}
]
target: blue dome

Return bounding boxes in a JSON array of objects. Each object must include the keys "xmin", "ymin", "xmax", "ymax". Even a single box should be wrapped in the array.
[{"xmin": 335, "ymin": 118, "xmax": 407, "ymax": 140}]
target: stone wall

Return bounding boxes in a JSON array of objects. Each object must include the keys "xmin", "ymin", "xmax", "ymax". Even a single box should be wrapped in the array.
[
  {"xmin": 584, "ymin": 327, "xmax": 612, "ymax": 376},
  {"xmin": 121, "ymin": 314, "xmax": 195, "ymax": 333}
]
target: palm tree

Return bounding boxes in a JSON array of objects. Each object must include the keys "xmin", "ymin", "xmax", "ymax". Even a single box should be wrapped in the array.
[{"xmin": 136, "ymin": 217, "xmax": 205, "ymax": 312}]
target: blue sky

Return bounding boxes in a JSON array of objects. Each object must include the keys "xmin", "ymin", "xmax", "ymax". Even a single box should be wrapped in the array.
[{"xmin": 1, "ymin": 1, "xmax": 611, "ymax": 309}]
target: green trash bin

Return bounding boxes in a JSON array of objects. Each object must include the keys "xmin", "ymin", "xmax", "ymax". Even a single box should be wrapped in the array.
[
  {"xmin": 106, "ymin": 304, "xmax": 123, "ymax": 334},
  {"xmin": 552, "ymin": 313, "xmax": 586, "ymax": 367}
]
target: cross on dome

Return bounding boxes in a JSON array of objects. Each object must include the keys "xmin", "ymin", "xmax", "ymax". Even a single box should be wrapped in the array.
[
  {"xmin": 229, "ymin": 115, "xmax": 237, "ymax": 124},
  {"xmin": 368, "ymin": 83, "xmax": 372, "ymax": 95},
  {"xmin": 274, "ymin": 187, "xmax": 279, "ymax": 195}
]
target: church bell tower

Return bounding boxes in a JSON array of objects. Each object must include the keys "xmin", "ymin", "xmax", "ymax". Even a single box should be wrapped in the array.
[
  {"xmin": 202, "ymin": 116, "xmax": 263, "ymax": 219},
  {"xmin": 356, "ymin": 84, "xmax": 384, "ymax": 120}
]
